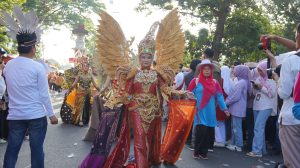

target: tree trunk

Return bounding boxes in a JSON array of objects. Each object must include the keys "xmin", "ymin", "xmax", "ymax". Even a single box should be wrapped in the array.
[{"xmin": 212, "ymin": 0, "xmax": 230, "ymax": 61}]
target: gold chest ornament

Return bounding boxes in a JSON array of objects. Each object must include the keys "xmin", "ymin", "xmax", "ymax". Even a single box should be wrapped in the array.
[
  {"xmin": 78, "ymin": 73, "xmax": 92, "ymax": 91},
  {"xmin": 134, "ymin": 69, "xmax": 158, "ymax": 92}
]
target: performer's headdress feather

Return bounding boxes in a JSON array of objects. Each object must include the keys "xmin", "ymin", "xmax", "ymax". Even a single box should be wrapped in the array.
[
  {"xmin": 138, "ymin": 22, "xmax": 159, "ymax": 56},
  {"xmin": 0, "ymin": 6, "xmax": 42, "ymax": 47}
]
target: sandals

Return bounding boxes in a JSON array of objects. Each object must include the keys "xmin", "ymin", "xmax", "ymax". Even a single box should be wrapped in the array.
[
  {"xmin": 78, "ymin": 121, "xmax": 84, "ymax": 127},
  {"xmin": 246, "ymin": 152, "xmax": 262, "ymax": 158}
]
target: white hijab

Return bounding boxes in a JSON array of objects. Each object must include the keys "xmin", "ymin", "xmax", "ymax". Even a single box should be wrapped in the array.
[{"xmin": 221, "ymin": 66, "xmax": 233, "ymax": 95}]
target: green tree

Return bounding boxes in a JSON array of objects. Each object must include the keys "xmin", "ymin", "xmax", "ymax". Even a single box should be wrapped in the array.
[
  {"xmin": 0, "ymin": 0, "xmax": 26, "ymax": 51},
  {"xmin": 1, "ymin": 0, "xmax": 105, "ymax": 56},
  {"xmin": 137, "ymin": 0, "xmax": 256, "ymax": 60},
  {"xmin": 223, "ymin": 8, "xmax": 271, "ymax": 64},
  {"xmin": 183, "ymin": 28, "xmax": 211, "ymax": 65},
  {"xmin": 23, "ymin": 0, "xmax": 105, "ymax": 27},
  {"xmin": 0, "ymin": 0, "xmax": 26, "ymax": 11},
  {"xmin": 23, "ymin": 0, "xmax": 105, "ymax": 56},
  {"xmin": 223, "ymin": 7, "xmax": 289, "ymax": 64},
  {"xmin": 263, "ymin": 0, "xmax": 300, "ymax": 40}
]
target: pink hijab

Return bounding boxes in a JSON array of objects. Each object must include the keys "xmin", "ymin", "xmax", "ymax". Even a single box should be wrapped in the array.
[{"xmin": 257, "ymin": 61, "xmax": 272, "ymax": 97}]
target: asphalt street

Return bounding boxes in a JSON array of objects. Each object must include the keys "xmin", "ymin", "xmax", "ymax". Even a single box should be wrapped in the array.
[{"xmin": 0, "ymin": 92, "xmax": 283, "ymax": 168}]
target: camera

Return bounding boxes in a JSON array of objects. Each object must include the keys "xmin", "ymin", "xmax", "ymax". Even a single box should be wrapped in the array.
[
  {"xmin": 267, "ymin": 64, "xmax": 281, "ymax": 79},
  {"xmin": 258, "ymin": 37, "xmax": 271, "ymax": 50},
  {"xmin": 258, "ymin": 36, "xmax": 277, "ymax": 78}
]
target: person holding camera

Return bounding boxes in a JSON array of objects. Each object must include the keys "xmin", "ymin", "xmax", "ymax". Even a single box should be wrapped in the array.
[
  {"xmin": 246, "ymin": 61, "xmax": 277, "ymax": 158},
  {"xmin": 263, "ymin": 24, "xmax": 300, "ymax": 168}
]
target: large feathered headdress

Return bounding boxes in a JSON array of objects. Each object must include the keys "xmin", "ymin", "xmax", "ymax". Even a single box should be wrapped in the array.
[
  {"xmin": 138, "ymin": 22, "xmax": 159, "ymax": 56},
  {"xmin": 0, "ymin": 6, "xmax": 42, "ymax": 47}
]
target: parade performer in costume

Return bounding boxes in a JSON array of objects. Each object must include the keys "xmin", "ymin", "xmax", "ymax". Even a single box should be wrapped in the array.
[
  {"xmin": 80, "ymin": 35, "xmax": 145, "ymax": 167},
  {"xmin": 60, "ymin": 66, "xmax": 80, "ymax": 124},
  {"xmin": 79, "ymin": 87, "xmax": 123, "ymax": 168},
  {"xmin": 82, "ymin": 36, "xmax": 136, "ymax": 142},
  {"xmin": 79, "ymin": 9, "xmax": 193, "ymax": 168},
  {"xmin": 68, "ymin": 58, "xmax": 100, "ymax": 126},
  {"xmin": 83, "ymin": 66, "xmax": 112, "ymax": 141}
]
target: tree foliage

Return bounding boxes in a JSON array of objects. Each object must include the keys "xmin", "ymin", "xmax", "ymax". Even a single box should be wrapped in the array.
[
  {"xmin": 0, "ymin": 0, "xmax": 105, "ymax": 56},
  {"xmin": 0, "ymin": 0, "xmax": 26, "ymax": 52},
  {"xmin": 23, "ymin": 0, "xmax": 105, "ymax": 27},
  {"xmin": 263, "ymin": 0, "xmax": 300, "ymax": 40},
  {"xmin": 22, "ymin": 0, "xmax": 105, "ymax": 56},
  {"xmin": 223, "ymin": 8, "xmax": 272, "ymax": 64},
  {"xmin": 183, "ymin": 29, "xmax": 211, "ymax": 65},
  {"xmin": 0, "ymin": 0, "xmax": 26, "ymax": 11},
  {"xmin": 137, "ymin": 0, "xmax": 257, "ymax": 60},
  {"xmin": 137, "ymin": 0, "xmax": 297, "ymax": 65}
]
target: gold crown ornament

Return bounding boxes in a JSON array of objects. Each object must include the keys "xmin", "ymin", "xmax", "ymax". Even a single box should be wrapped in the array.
[{"xmin": 138, "ymin": 22, "xmax": 159, "ymax": 56}]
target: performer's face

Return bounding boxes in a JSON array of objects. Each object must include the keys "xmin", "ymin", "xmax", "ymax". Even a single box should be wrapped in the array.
[
  {"xmin": 139, "ymin": 53, "xmax": 153, "ymax": 69},
  {"xmin": 202, "ymin": 65, "xmax": 211, "ymax": 77},
  {"xmin": 82, "ymin": 63, "xmax": 89, "ymax": 72}
]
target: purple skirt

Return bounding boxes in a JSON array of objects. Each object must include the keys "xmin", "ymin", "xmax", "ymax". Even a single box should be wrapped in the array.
[{"xmin": 79, "ymin": 98, "xmax": 123, "ymax": 168}]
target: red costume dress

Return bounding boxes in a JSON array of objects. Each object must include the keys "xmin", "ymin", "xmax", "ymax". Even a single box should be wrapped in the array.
[
  {"xmin": 94, "ymin": 9, "xmax": 189, "ymax": 168},
  {"xmin": 104, "ymin": 70, "xmax": 164, "ymax": 168}
]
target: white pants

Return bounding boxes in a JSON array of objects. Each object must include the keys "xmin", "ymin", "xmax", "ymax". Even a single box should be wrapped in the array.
[{"xmin": 215, "ymin": 121, "xmax": 226, "ymax": 144}]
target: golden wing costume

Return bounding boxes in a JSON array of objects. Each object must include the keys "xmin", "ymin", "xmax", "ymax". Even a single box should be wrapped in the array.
[
  {"xmin": 96, "ymin": 11, "xmax": 138, "ymax": 108},
  {"xmin": 88, "ymin": 9, "xmax": 194, "ymax": 168},
  {"xmin": 155, "ymin": 9, "xmax": 185, "ymax": 85}
]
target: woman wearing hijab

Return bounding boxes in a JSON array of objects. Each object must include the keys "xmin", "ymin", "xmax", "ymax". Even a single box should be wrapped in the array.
[
  {"xmin": 226, "ymin": 65, "xmax": 250, "ymax": 152},
  {"xmin": 214, "ymin": 66, "xmax": 233, "ymax": 147},
  {"xmin": 247, "ymin": 61, "xmax": 277, "ymax": 157},
  {"xmin": 188, "ymin": 59, "xmax": 229, "ymax": 160}
]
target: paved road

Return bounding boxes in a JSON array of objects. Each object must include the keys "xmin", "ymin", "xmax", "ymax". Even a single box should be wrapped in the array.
[{"xmin": 0, "ymin": 92, "xmax": 283, "ymax": 168}]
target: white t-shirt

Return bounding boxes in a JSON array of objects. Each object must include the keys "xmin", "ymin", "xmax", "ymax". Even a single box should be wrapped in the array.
[
  {"xmin": 173, "ymin": 72, "xmax": 185, "ymax": 90},
  {"xmin": 253, "ymin": 78, "xmax": 277, "ymax": 115},
  {"xmin": 4, "ymin": 56, "xmax": 54, "ymax": 120},
  {"xmin": 278, "ymin": 51, "xmax": 300, "ymax": 125}
]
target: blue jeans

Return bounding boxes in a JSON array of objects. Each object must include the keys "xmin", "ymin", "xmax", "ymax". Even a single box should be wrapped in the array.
[
  {"xmin": 252, "ymin": 109, "xmax": 272, "ymax": 155},
  {"xmin": 231, "ymin": 116, "xmax": 243, "ymax": 147},
  {"xmin": 4, "ymin": 117, "xmax": 47, "ymax": 168}
]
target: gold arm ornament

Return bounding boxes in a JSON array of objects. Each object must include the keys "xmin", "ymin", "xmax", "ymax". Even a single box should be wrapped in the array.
[
  {"xmin": 160, "ymin": 85, "xmax": 186, "ymax": 97},
  {"xmin": 104, "ymin": 92, "xmax": 132, "ymax": 109},
  {"xmin": 104, "ymin": 79, "xmax": 132, "ymax": 109}
]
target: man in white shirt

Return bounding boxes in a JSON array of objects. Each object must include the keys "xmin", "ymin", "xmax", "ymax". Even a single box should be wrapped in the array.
[
  {"xmin": 1, "ymin": 7, "xmax": 58, "ymax": 168},
  {"xmin": 264, "ymin": 24, "xmax": 300, "ymax": 168}
]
